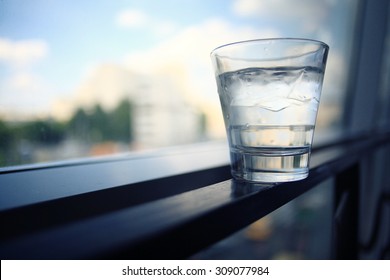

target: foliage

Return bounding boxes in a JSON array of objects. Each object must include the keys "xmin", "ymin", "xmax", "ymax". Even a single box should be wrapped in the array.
[
  {"xmin": 0, "ymin": 99, "xmax": 134, "ymax": 167},
  {"xmin": 67, "ymin": 99, "xmax": 133, "ymax": 143}
]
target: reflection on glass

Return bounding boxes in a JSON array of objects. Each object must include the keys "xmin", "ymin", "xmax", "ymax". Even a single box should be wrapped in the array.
[{"xmin": 0, "ymin": 0, "xmax": 359, "ymax": 167}]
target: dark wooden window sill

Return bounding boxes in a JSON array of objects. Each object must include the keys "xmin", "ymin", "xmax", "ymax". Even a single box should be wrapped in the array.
[{"xmin": 1, "ymin": 130, "xmax": 389, "ymax": 259}]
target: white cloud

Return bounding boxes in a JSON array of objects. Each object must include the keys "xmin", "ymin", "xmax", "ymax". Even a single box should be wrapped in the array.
[
  {"xmin": 232, "ymin": 0, "xmax": 264, "ymax": 17},
  {"xmin": 152, "ymin": 20, "xmax": 178, "ymax": 37},
  {"xmin": 115, "ymin": 9, "xmax": 148, "ymax": 28},
  {"xmin": 115, "ymin": 8, "xmax": 179, "ymax": 38},
  {"xmin": 6, "ymin": 72, "xmax": 42, "ymax": 92},
  {"xmin": 124, "ymin": 18, "xmax": 280, "ymax": 74},
  {"xmin": 232, "ymin": 0, "xmax": 336, "ymax": 35},
  {"xmin": 0, "ymin": 38, "xmax": 48, "ymax": 68},
  {"xmin": 0, "ymin": 38, "xmax": 52, "ymax": 120},
  {"xmin": 0, "ymin": 72, "xmax": 54, "ymax": 120}
]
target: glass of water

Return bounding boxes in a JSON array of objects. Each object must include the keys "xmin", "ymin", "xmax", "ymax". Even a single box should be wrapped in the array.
[{"xmin": 210, "ymin": 38, "xmax": 329, "ymax": 183}]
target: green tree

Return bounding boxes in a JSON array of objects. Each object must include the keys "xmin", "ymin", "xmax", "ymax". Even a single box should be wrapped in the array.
[
  {"xmin": 109, "ymin": 99, "xmax": 133, "ymax": 142},
  {"xmin": 0, "ymin": 119, "xmax": 13, "ymax": 166},
  {"xmin": 89, "ymin": 104, "xmax": 108, "ymax": 142},
  {"xmin": 68, "ymin": 108, "xmax": 90, "ymax": 141},
  {"xmin": 66, "ymin": 99, "xmax": 133, "ymax": 143},
  {"xmin": 18, "ymin": 120, "xmax": 65, "ymax": 145}
]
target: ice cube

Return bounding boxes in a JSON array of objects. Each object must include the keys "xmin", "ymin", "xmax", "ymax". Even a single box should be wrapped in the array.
[
  {"xmin": 256, "ymin": 96, "xmax": 292, "ymax": 112},
  {"xmin": 288, "ymin": 80, "xmax": 319, "ymax": 102},
  {"xmin": 258, "ymin": 101, "xmax": 290, "ymax": 112}
]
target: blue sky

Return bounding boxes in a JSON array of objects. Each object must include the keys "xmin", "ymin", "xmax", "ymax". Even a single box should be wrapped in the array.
[
  {"xmin": 0, "ymin": 0, "xmax": 357, "ymax": 122},
  {"xmin": 1, "ymin": 1, "xmax": 214, "ymax": 90},
  {"xmin": 0, "ymin": 1, "xmax": 239, "ymax": 116}
]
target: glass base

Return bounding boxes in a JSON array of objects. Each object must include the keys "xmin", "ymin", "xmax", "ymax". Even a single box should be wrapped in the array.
[
  {"xmin": 230, "ymin": 147, "xmax": 310, "ymax": 183},
  {"xmin": 232, "ymin": 169, "xmax": 309, "ymax": 183}
]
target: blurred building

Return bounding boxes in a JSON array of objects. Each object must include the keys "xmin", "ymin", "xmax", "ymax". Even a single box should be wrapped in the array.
[
  {"xmin": 68, "ymin": 64, "xmax": 205, "ymax": 149},
  {"xmin": 132, "ymin": 76, "xmax": 202, "ymax": 148}
]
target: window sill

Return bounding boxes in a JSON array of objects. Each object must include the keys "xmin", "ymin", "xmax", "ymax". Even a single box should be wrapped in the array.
[
  {"xmin": 0, "ymin": 140, "xmax": 230, "ymax": 211},
  {"xmin": 1, "ymin": 130, "xmax": 389, "ymax": 259}
]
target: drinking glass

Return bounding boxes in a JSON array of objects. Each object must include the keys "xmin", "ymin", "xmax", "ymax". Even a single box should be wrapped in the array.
[{"xmin": 210, "ymin": 38, "xmax": 329, "ymax": 182}]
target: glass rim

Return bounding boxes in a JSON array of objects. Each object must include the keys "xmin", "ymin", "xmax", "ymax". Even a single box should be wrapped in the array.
[{"xmin": 210, "ymin": 37, "xmax": 329, "ymax": 56}]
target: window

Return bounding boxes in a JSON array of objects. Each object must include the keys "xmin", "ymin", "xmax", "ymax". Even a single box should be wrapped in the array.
[{"xmin": 1, "ymin": 0, "xmax": 359, "ymax": 168}]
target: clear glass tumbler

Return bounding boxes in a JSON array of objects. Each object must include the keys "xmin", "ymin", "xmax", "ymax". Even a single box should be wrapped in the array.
[{"xmin": 210, "ymin": 38, "xmax": 329, "ymax": 183}]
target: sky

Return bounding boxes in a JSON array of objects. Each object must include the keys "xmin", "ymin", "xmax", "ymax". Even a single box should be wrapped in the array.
[{"xmin": 0, "ymin": 0, "xmax": 358, "ymax": 124}]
